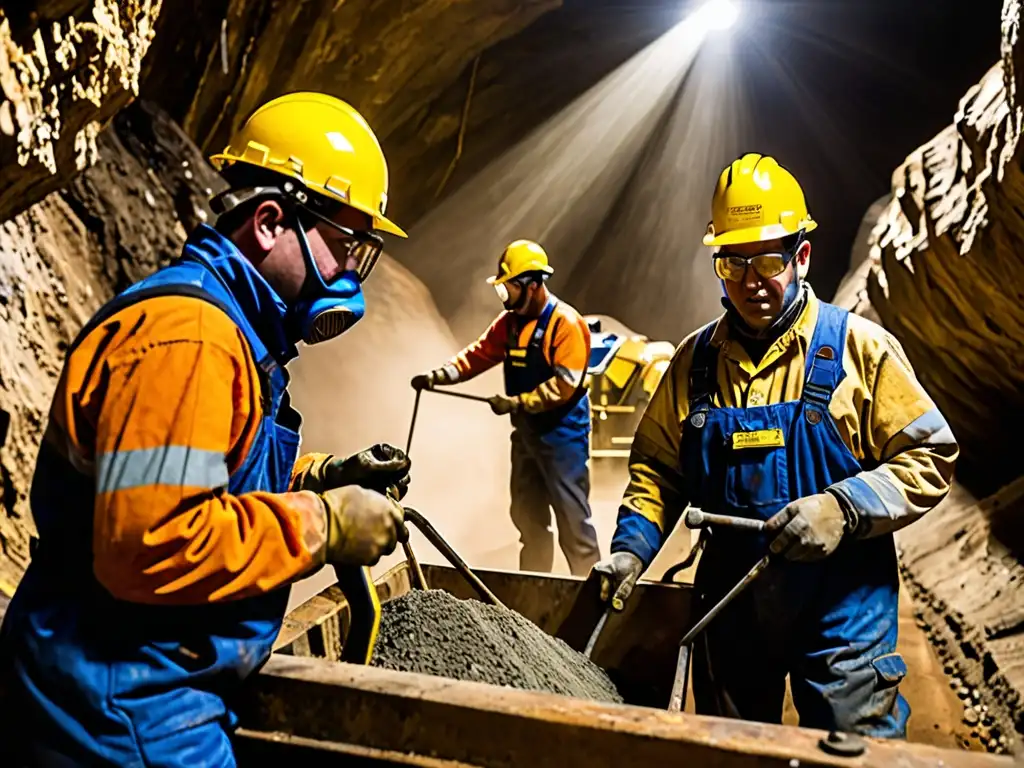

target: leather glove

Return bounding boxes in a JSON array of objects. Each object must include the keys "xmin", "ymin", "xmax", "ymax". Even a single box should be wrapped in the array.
[
  {"xmin": 296, "ymin": 444, "xmax": 411, "ymax": 500},
  {"xmin": 319, "ymin": 485, "xmax": 404, "ymax": 567},
  {"xmin": 488, "ymin": 394, "xmax": 521, "ymax": 416},
  {"xmin": 593, "ymin": 551, "xmax": 644, "ymax": 611},
  {"xmin": 327, "ymin": 443, "xmax": 411, "ymax": 500},
  {"xmin": 411, "ymin": 366, "xmax": 458, "ymax": 391},
  {"xmin": 765, "ymin": 492, "xmax": 848, "ymax": 562}
]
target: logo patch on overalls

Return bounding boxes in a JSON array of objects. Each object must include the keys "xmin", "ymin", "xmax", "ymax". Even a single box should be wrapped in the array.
[{"xmin": 732, "ymin": 429, "xmax": 785, "ymax": 450}]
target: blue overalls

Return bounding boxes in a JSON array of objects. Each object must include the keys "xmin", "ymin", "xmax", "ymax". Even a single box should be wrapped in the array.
[
  {"xmin": 684, "ymin": 302, "xmax": 909, "ymax": 737},
  {"xmin": 505, "ymin": 297, "xmax": 600, "ymax": 576},
  {"xmin": 0, "ymin": 226, "xmax": 302, "ymax": 766}
]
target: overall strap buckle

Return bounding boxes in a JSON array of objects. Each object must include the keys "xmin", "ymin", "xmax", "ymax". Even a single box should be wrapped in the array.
[
  {"xmin": 530, "ymin": 298, "xmax": 558, "ymax": 348},
  {"xmin": 688, "ymin": 322, "xmax": 719, "ymax": 428},
  {"xmin": 802, "ymin": 302, "xmax": 850, "ymax": 411}
]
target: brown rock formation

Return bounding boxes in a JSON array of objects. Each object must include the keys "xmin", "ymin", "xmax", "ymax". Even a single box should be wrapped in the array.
[
  {"xmin": 835, "ymin": 0, "xmax": 1024, "ymax": 753},
  {"xmin": 858, "ymin": 0, "xmax": 1024, "ymax": 497},
  {"xmin": 0, "ymin": 1, "xmax": 163, "ymax": 223}
]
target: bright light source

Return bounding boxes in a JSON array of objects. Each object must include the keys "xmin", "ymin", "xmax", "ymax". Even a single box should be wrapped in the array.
[{"xmin": 695, "ymin": 0, "xmax": 739, "ymax": 33}]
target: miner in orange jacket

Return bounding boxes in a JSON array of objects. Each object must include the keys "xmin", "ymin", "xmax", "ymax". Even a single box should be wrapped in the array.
[
  {"xmin": 412, "ymin": 241, "xmax": 600, "ymax": 575},
  {"xmin": 0, "ymin": 93, "xmax": 410, "ymax": 766}
]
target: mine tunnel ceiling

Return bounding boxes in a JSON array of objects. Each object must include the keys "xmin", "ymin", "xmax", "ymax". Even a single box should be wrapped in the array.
[
  {"xmin": 0, "ymin": 0, "xmax": 1012, "ymax": 500},
  {"xmin": 149, "ymin": 0, "xmax": 1002, "ymax": 336},
  {"xmin": 2, "ymin": 0, "xmax": 1003, "ymax": 325}
]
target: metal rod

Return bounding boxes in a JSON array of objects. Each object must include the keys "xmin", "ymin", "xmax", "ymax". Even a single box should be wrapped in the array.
[
  {"xmin": 667, "ymin": 643, "xmax": 691, "ymax": 712},
  {"xmin": 402, "ymin": 540, "xmax": 429, "ymax": 590},
  {"xmin": 430, "ymin": 388, "xmax": 491, "ymax": 404},
  {"xmin": 667, "ymin": 554, "xmax": 771, "ymax": 712},
  {"xmin": 684, "ymin": 508, "xmax": 766, "ymax": 533},
  {"xmin": 583, "ymin": 607, "xmax": 611, "ymax": 659},
  {"xmin": 680, "ymin": 554, "xmax": 770, "ymax": 648},
  {"xmin": 403, "ymin": 507, "xmax": 505, "ymax": 608},
  {"xmin": 405, "ymin": 388, "xmax": 422, "ymax": 455}
]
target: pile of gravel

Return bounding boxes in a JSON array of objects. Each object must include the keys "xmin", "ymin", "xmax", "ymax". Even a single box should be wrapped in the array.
[{"xmin": 371, "ymin": 589, "xmax": 623, "ymax": 704}]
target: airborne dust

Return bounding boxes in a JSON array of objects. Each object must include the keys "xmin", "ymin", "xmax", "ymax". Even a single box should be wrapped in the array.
[{"xmin": 285, "ymin": 7, "xmax": 736, "ymax": 607}]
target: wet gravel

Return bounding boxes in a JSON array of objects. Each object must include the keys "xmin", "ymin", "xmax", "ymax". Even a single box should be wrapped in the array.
[{"xmin": 371, "ymin": 589, "xmax": 623, "ymax": 704}]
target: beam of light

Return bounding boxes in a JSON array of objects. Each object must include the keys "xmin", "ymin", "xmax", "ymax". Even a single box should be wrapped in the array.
[
  {"xmin": 387, "ymin": 8, "xmax": 718, "ymax": 342},
  {"xmin": 566, "ymin": 39, "xmax": 751, "ymax": 342},
  {"xmin": 695, "ymin": 0, "xmax": 740, "ymax": 33}
]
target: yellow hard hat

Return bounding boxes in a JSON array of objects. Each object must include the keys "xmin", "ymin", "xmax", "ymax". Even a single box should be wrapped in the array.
[
  {"xmin": 210, "ymin": 92, "xmax": 406, "ymax": 238},
  {"xmin": 702, "ymin": 153, "xmax": 816, "ymax": 247},
  {"xmin": 485, "ymin": 240, "xmax": 554, "ymax": 286}
]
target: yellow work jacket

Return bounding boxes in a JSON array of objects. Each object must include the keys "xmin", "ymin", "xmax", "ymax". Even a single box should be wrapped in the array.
[{"xmin": 611, "ymin": 288, "xmax": 958, "ymax": 564}]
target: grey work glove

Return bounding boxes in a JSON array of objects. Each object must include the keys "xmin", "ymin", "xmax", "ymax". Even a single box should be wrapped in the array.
[
  {"xmin": 488, "ymin": 394, "xmax": 521, "ymax": 416},
  {"xmin": 319, "ymin": 485, "xmax": 405, "ymax": 567},
  {"xmin": 411, "ymin": 366, "xmax": 458, "ymax": 391},
  {"xmin": 296, "ymin": 444, "xmax": 411, "ymax": 500},
  {"xmin": 593, "ymin": 552, "xmax": 644, "ymax": 611},
  {"xmin": 765, "ymin": 492, "xmax": 848, "ymax": 562}
]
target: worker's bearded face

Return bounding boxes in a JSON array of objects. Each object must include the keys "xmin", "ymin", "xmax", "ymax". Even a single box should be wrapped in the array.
[
  {"xmin": 499, "ymin": 279, "xmax": 535, "ymax": 314},
  {"xmin": 718, "ymin": 239, "xmax": 811, "ymax": 331}
]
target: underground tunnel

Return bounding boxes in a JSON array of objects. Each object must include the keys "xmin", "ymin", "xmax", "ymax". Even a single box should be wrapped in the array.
[{"xmin": 0, "ymin": 0, "xmax": 1021, "ymax": 764}]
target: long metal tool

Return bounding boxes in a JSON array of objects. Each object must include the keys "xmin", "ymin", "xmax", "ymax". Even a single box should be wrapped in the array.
[
  {"xmin": 405, "ymin": 388, "xmax": 422, "ymax": 455},
  {"xmin": 430, "ymin": 388, "xmax": 491, "ymax": 404},
  {"xmin": 665, "ymin": 508, "xmax": 772, "ymax": 712},
  {"xmin": 684, "ymin": 508, "xmax": 766, "ymax": 533},
  {"xmin": 582, "ymin": 608, "xmax": 611, "ymax": 658},
  {"xmin": 403, "ymin": 507, "xmax": 505, "ymax": 608},
  {"xmin": 405, "ymin": 386, "xmax": 489, "ymax": 457},
  {"xmin": 399, "ymin": 386, "xmax": 493, "ymax": 594},
  {"xmin": 667, "ymin": 553, "xmax": 771, "ymax": 712}
]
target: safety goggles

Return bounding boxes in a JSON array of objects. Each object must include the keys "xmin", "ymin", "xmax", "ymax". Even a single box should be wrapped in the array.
[
  {"xmin": 712, "ymin": 249, "xmax": 793, "ymax": 283},
  {"xmin": 213, "ymin": 182, "xmax": 385, "ymax": 282},
  {"xmin": 298, "ymin": 204, "xmax": 384, "ymax": 282}
]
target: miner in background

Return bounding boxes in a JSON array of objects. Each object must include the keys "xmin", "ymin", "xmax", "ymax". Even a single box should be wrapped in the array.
[
  {"xmin": 412, "ymin": 241, "xmax": 600, "ymax": 576},
  {"xmin": 0, "ymin": 92, "xmax": 411, "ymax": 766},
  {"xmin": 594, "ymin": 153, "xmax": 958, "ymax": 737}
]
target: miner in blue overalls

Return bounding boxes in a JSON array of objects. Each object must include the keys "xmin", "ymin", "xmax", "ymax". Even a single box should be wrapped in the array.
[
  {"xmin": 594, "ymin": 153, "xmax": 958, "ymax": 736},
  {"xmin": 413, "ymin": 240, "xmax": 600, "ymax": 575}
]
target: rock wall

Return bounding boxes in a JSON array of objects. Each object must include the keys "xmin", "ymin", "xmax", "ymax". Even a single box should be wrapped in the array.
[
  {"xmin": 860, "ymin": 0, "xmax": 1024, "ymax": 497},
  {"xmin": 835, "ymin": 0, "xmax": 1024, "ymax": 753},
  {"xmin": 0, "ymin": 1, "xmax": 163, "ymax": 224}
]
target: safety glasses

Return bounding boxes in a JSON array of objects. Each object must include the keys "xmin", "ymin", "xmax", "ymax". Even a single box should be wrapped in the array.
[
  {"xmin": 299, "ymin": 205, "xmax": 384, "ymax": 282},
  {"xmin": 713, "ymin": 249, "xmax": 792, "ymax": 283}
]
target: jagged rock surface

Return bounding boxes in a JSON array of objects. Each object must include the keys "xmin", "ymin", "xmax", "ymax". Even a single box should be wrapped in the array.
[
  {"xmin": 837, "ymin": 0, "xmax": 1024, "ymax": 754},
  {"xmin": 860, "ymin": 0, "xmax": 1024, "ymax": 497},
  {"xmin": 0, "ymin": 1, "xmax": 163, "ymax": 223}
]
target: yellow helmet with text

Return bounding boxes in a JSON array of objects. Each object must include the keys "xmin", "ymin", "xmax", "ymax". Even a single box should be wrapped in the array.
[{"xmin": 703, "ymin": 153, "xmax": 816, "ymax": 247}]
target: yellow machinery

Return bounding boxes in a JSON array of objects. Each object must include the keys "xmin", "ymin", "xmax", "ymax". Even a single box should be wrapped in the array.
[{"xmin": 585, "ymin": 315, "xmax": 676, "ymax": 459}]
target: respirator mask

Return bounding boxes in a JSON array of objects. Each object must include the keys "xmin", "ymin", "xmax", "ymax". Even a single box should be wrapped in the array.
[
  {"xmin": 493, "ymin": 275, "xmax": 538, "ymax": 312},
  {"xmin": 288, "ymin": 197, "xmax": 383, "ymax": 344},
  {"xmin": 213, "ymin": 180, "xmax": 384, "ymax": 345}
]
